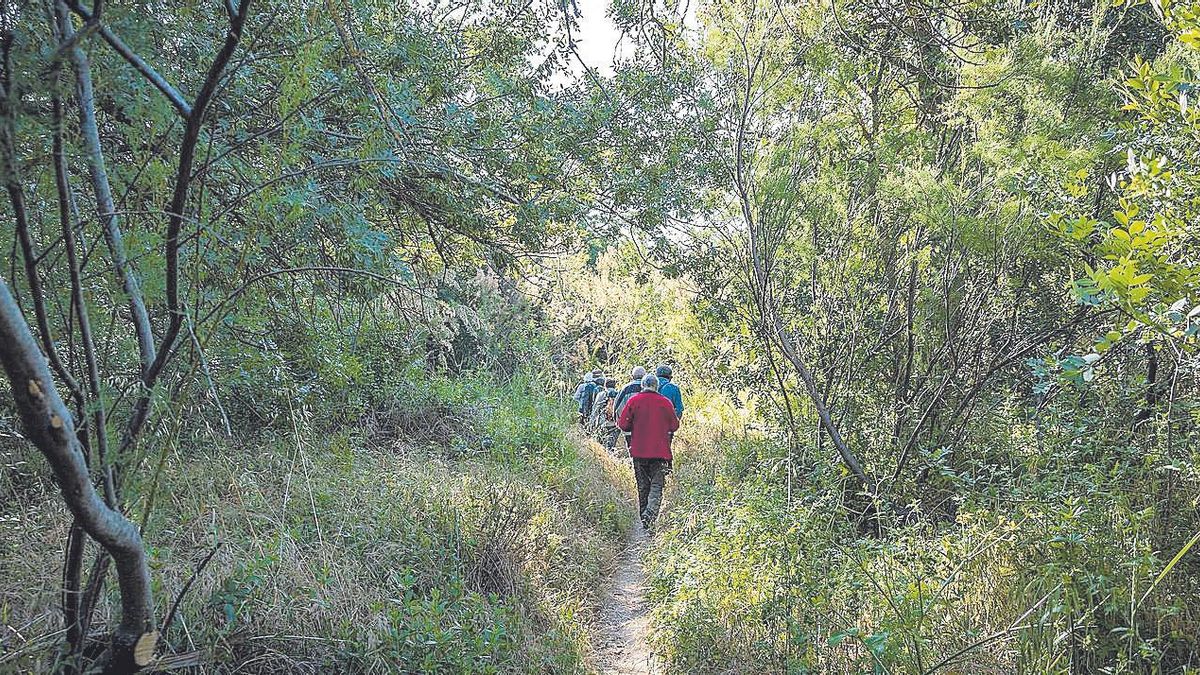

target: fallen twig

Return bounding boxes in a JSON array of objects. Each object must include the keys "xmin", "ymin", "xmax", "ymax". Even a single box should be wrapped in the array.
[{"xmin": 162, "ymin": 542, "xmax": 223, "ymax": 636}]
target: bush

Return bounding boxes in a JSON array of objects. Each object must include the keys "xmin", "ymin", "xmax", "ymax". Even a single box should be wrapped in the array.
[{"xmin": 645, "ymin": 426, "xmax": 1200, "ymax": 674}]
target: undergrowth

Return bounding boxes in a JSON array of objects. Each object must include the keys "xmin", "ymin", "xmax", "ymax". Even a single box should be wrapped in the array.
[
  {"xmin": 0, "ymin": 374, "xmax": 632, "ymax": 673},
  {"xmin": 645, "ymin": 415, "xmax": 1200, "ymax": 674}
]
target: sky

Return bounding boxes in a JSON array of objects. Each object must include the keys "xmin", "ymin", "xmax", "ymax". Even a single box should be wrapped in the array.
[
  {"xmin": 563, "ymin": 0, "xmax": 629, "ymax": 78},
  {"xmin": 553, "ymin": 0, "xmax": 699, "ymax": 82}
]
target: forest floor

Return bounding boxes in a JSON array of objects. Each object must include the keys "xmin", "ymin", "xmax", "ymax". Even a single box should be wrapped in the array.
[{"xmin": 594, "ymin": 524, "xmax": 658, "ymax": 675}]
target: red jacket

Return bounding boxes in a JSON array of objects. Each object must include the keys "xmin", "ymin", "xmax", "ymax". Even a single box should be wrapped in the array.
[{"xmin": 617, "ymin": 391, "xmax": 680, "ymax": 460}]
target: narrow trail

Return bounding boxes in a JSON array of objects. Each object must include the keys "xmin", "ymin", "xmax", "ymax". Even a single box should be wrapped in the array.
[{"xmin": 594, "ymin": 526, "xmax": 658, "ymax": 675}]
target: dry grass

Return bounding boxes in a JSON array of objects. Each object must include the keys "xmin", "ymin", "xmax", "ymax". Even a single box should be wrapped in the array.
[
  {"xmin": 0, "ymin": 413, "xmax": 632, "ymax": 673},
  {"xmin": 360, "ymin": 399, "xmax": 483, "ymax": 453}
]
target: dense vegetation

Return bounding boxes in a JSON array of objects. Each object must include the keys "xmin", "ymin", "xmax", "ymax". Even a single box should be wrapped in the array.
[{"xmin": 0, "ymin": 0, "xmax": 1197, "ymax": 673}]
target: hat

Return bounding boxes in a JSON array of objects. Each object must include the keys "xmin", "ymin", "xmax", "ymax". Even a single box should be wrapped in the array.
[
  {"xmin": 592, "ymin": 368, "xmax": 604, "ymax": 377},
  {"xmin": 584, "ymin": 372, "xmax": 595, "ymax": 383}
]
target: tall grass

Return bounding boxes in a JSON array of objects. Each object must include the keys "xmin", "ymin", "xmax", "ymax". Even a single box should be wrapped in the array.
[{"xmin": 0, "ymin": 374, "xmax": 633, "ymax": 673}]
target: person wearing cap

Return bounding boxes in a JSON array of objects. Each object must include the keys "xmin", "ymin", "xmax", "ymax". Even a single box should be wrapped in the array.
[
  {"xmin": 656, "ymin": 364, "xmax": 683, "ymax": 420},
  {"xmin": 614, "ymin": 366, "xmax": 646, "ymax": 452},
  {"xmin": 617, "ymin": 374, "xmax": 679, "ymax": 530}
]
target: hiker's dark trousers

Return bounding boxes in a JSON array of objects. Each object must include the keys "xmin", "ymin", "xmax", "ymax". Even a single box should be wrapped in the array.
[{"xmin": 633, "ymin": 458, "xmax": 670, "ymax": 525}]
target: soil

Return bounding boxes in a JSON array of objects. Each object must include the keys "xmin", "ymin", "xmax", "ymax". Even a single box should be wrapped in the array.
[{"xmin": 594, "ymin": 526, "xmax": 658, "ymax": 675}]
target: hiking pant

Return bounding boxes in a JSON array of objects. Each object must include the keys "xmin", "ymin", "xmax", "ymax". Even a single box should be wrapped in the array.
[
  {"xmin": 601, "ymin": 426, "xmax": 620, "ymax": 453},
  {"xmin": 633, "ymin": 458, "xmax": 670, "ymax": 525}
]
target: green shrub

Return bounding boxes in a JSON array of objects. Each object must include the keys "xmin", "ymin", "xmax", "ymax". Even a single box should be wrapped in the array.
[{"xmin": 646, "ymin": 428, "xmax": 1200, "ymax": 674}]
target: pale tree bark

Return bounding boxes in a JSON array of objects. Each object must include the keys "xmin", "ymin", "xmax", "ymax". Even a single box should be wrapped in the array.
[
  {"xmin": 0, "ymin": 280, "xmax": 154, "ymax": 671},
  {"xmin": 0, "ymin": 2, "xmax": 256, "ymax": 668},
  {"xmin": 54, "ymin": 2, "xmax": 158, "ymax": 376},
  {"xmin": 54, "ymin": 0, "xmax": 255, "ymax": 462}
]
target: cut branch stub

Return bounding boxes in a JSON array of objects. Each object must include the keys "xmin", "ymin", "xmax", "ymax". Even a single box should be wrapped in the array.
[{"xmin": 133, "ymin": 631, "xmax": 159, "ymax": 667}]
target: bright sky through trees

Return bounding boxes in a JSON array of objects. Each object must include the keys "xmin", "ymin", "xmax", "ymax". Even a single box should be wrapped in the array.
[{"xmin": 571, "ymin": 0, "xmax": 628, "ymax": 76}]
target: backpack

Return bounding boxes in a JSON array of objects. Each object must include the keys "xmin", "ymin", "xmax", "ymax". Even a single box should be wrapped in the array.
[
  {"xmin": 605, "ymin": 394, "xmax": 617, "ymax": 422},
  {"xmin": 614, "ymin": 382, "xmax": 638, "ymax": 420},
  {"xmin": 590, "ymin": 389, "xmax": 607, "ymax": 422},
  {"xmin": 580, "ymin": 382, "xmax": 598, "ymax": 413}
]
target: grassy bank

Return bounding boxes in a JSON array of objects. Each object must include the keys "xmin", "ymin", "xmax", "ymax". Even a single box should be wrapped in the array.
[
  {"xmin": 644, "ymin": 423, "xmax": 1200, "ymax": 673},
  {"xmin": 1, "ymin": 376, "xmax": 632, "ymax": 673}
]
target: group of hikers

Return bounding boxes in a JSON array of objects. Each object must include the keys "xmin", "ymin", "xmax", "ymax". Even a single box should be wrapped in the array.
[{"xmin": 572, "ymin": 365, "xmax": 684, "ymax": 530}]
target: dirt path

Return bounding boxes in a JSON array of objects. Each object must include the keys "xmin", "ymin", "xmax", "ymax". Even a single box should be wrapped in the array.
[{"xmin": 594, "ymin": 526, "xmax": 659, "ymax": 675}]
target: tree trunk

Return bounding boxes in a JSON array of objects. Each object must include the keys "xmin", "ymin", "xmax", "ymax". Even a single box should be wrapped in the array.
[
  {"xmin": 772, "ymin": 320, "xmax": 871, "ymax": 487},
  {"xmin": 0, "ymin": 280, "xmax": 154, "ymax": 670}
]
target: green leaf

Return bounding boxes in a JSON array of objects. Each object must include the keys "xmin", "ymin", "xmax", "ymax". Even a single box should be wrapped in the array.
[
  {"xmin": 1140, "ymin": 528, "xmax": 1200, "ymax": 607},
  {"xmin": 828, "ymin": 628, "xmax": 858, "ymax": 646}
]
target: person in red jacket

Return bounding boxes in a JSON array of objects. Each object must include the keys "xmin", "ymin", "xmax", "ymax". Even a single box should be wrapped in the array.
[{"xmin": 616, "ymin": 374, "xmax": 680, "ymax": 530}]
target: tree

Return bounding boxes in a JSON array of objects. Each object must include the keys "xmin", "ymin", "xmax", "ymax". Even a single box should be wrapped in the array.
[
  {"xmin": 1, "ymin": 0, "xmax": 252, "ymax": 668},
  {"xmin": 0, "ymin": 0, "xmax": 599, "ymax": 669},
  {"xmin": 1052, "ymin": 0, "xmax": 1200, "ymax": 348}
]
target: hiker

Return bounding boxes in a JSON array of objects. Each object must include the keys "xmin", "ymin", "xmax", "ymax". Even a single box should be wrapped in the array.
[
  {"xmin": 578, "ymin": 368, "xmax": 603, "ymax": 425},
  {"xmin": 587, "ymin": 377, "xmax": 602, "ymax": 429},
  {"xmin": 588, "ymin": 374, "xmax": 604, "ymax": 427},
  {"xmin": 655, "ymin": 365, "xmax": 684, "ymax": 450},
  {"xmin": 616, "ymin": 374, "xmax": 679, "ymax": 530},
  {"xmin": 592, "ymin": 378, "xmax": 619, "ymax": 443},
  {"xmin": 589, "ymin": 377, "xmax": 613, "ymax": 430},
  {"xmin": 572, "ymin": 371, "xmax": 594, "ymax": 415},
  {"xmin": 614, "ymin": 366, "xmax": 646, "ymax": 453},
  {"xmin": 656, "ymin": 364, "xmax": 684, "ymax": 420},
  {"xmin": 599, "ymin": 382, "xmax": 622, "ymax": 453}
]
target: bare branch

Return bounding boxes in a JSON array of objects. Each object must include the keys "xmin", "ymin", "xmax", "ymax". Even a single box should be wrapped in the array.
[
  {"xmin": 51, "ymin": 70, "xmax": 117, "ymax": 506},
  {"xmin": 55, "ymin": 1, "xmax": 157, "ymax": 375},
  {"xmin": 163, "ymin": 542, "xmax": 222, "ymax": 635},
  {"xmin": 64, "ymin": 1, "xmax": 192, "ymax": 117},
  {"xmin": 0, "ymin": 60, "xmax": 84, "ymax": 407},
  {"xmin": 151, "ymin": 0, "xmax": 255, "ymax": 383}
]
